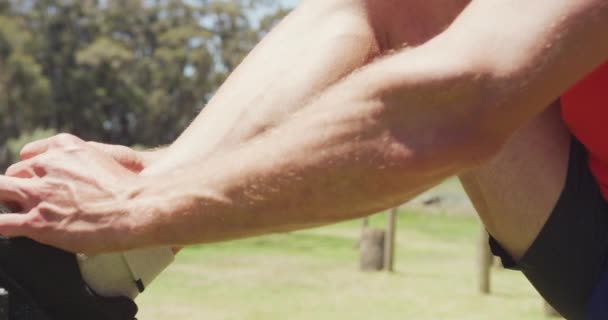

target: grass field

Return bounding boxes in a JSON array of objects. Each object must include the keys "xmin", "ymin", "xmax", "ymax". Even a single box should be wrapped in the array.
[{"xmin": 137, "ymin": 209, "xmax": 557, "ymax": 320}]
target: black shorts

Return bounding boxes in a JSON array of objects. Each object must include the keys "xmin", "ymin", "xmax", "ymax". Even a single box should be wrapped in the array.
[{"xmin": 489, "ymin": 137, "xmax": 608, "ymax": 320}]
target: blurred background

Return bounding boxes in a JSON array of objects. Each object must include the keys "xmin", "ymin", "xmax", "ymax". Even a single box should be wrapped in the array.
[
  {"xmin": 0, "ymin": 0, "xmax": 293, "ymax": 167},
  {"xmin": 0, "ymin": 1, "xmax": 560, "ymax": 319}
]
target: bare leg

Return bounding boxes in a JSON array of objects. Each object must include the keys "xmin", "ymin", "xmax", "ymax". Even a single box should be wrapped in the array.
[{"xmin": 460, "ymin": 102, "xmax": 570, "ymax": 260}]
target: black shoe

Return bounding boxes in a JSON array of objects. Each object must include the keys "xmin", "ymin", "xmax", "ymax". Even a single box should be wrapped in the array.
[{"xmin": 0, "ymin": 236, "xmax": 138, "ymax": 320}]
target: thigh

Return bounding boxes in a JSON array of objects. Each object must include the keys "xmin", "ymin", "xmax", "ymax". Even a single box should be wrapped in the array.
[
  {"xmin": 459, "ymin": 101, "xmax": 570, "ymax": 261},
  {"xmin": 460, "ymin": 102, "xmax": 608, "ymax": 319}
]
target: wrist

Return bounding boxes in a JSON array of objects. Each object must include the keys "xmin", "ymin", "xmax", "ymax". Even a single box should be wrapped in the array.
[
  {"xmin": 124, "ymin": 174, "xmax": 190, "ymax": 249},
  {"xmin": 76, "ymin": 176, "xmax": 177, "ymax": 298}
]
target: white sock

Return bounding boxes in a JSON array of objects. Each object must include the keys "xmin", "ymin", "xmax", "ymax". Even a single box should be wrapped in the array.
[{"xmin": 77, "ymin": 247, "xmax": 175, "ymax": 299}]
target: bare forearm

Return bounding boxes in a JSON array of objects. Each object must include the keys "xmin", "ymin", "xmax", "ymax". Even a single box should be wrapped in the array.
[
  {"xmin": 128, "ymin": 42, "xmax": 485, "ymax": 247},
  {"xmin": 450, "ymin": 0, "xmax": 608, "ymax": 138},
  {"xmin": 5, "ymin": 0, "xmax": 608, "ymax": 254},
  {"xmin": 143, "ymin": 0, "xmax": 382, "ymax": 175},
  {"xmin": 129, "ymin": 0, "xmax": 608, "ymax": 248}
]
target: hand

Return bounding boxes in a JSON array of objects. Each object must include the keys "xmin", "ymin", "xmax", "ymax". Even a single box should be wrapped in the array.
[
  {"xmin": 0, "ymin": 134, "xmax": 144, "ymax": 253},
  {"xmin": 18, "ymin": 134, "xmax": 162, "ymax": 174}
]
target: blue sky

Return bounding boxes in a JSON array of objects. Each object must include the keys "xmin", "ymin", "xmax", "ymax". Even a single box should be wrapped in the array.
[{"xmin": 281, "ymin": 0, "xmax": 298, "ymax": 8}]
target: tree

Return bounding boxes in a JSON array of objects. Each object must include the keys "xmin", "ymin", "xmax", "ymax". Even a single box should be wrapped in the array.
[
  {"xmin": 0, "ymin": 0, "xmax": 291, "ymax": 170},
  {"xmin": 0, "ymin": 13, "xmax": 52, "ymax": 142}
]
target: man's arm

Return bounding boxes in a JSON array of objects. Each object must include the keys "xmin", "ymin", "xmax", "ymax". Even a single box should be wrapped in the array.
[
  {"xmin": 449, "ymin": 0, "xmax": 608, "ymax": 138},
  {"xmin": 140, "ymin": 0, "xmax": 472, "ymax": 175},
  {"xmin": 0, "ymin": 0, "xmax": 607, "ymax": 252},
  {"xmin": 18, "ymin": 0, "xmax": 392, "ymax": 177},
  {"xmin": 140, "ymin": 0, "xmax": 384, "ymax": 175},
  {"xmin": 123, "ymin": 0, "xmax": 608, "ymax": 248}
]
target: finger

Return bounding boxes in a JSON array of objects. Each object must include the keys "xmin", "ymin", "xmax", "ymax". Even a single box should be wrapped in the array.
[
  {"xmin": 87, "ymin": 141, "xmax": 144, "ymax": 172},
  {"xmin": 6, "ymin": 161, "xmax": 36, "ymax": 178},
  {"xmin": 5, "ymin": 159, "xmax": 45, "ymax": 178},
  {"xmin": 86, "ymin": 141, "xmax": 127, "ymax": 157},
  {"xmin": 0, "ymin": 176, "xmax": 33, "ymax": 205},
  {"xmin": 20, "ymin": 133, "xmax": 83, "ymax": 160},
  {"xmin": 0, "ymin": 213, "xmax": 32, "ymax": 238}
]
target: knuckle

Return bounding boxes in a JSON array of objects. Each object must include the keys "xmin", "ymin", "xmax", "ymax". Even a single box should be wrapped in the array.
[
  {"xmin": 20, "ymin": 213, "xmax": 40, "ymax": 230},
  {"xmin": 19, "ymin": 181, "xmax": 42, "ymax": 202},
  {"xmin": 29, "ymin": 160, "xmax": 48, "ymax": 177},
  {"xmin": 28, "ymin": 157, "xmax": 41, "ymax": 167},
  {"xmin": 24, "ymin": 212, "xmax": 51, "ymax": 231},
  {"xmin": 85, "ymin": 141, "xmax": 100, "ymax": 149},
  {"xmin": 5, "ymin": 164, "xmax": 19, "ymax": 176},
  {"xmin": 55, "ymin": 133, "xmax": 81, "ymax": 146},
  {"xmin": 114, "ymin": 145, "xmax": 129, "ymax": 153},
  {"xmin": 85, "ymin": 141, "xmax": 110, "ymax": 155}
]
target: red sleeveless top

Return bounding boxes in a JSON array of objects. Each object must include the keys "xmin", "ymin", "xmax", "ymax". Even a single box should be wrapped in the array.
[{"xmin": 561, "ymin": 61, "xmax": 608, "ymax": 199}]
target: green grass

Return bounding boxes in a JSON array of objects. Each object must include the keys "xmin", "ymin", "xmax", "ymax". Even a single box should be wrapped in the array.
[{"xmin": 137, "ymin": 210, "xmax": 556, "ymax": 319}]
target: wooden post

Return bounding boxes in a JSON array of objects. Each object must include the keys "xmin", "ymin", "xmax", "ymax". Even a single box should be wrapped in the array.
[
  {"xmin": 478, "ymin": 224, "xmax": 492, "ymax": 294},
  {"xmin": 384, "ymin": 208, "xmax": 397, "ymax": 272},
  {"xmin": 360, "ymin": 228, "xmax": 385, "ymax": 271}
]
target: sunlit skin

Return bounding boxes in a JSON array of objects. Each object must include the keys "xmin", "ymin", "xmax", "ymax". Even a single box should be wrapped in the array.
[{"xmin": 0, "ymin": 0, "xmax": 607, "ymax": 255}]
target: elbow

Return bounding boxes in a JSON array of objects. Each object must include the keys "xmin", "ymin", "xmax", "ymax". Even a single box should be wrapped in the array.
[{"xmin": 377, "ymin": 59, "xmax": 509, "ymax": 172}]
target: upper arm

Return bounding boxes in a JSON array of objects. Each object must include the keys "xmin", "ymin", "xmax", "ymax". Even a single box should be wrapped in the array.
[{"xmin": 437, "ymin": 0, "xmax": 608, "ymax": 137}]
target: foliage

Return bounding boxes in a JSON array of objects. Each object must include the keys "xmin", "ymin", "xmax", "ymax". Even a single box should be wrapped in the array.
[
  {"xmin": 0, "ymin": 0, "xmax": 290, "ymax": 170},
  {"xmin": 2, "ymin": 127, "xmax": 57, "ymax": 166}
]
